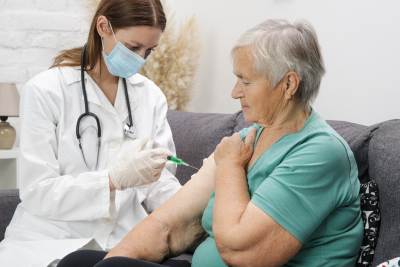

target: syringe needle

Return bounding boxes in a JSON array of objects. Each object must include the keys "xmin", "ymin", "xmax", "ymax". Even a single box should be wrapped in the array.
[
  {"xmin": 166, "ymin": 155, "xmax": 199, "ymax": 171},
  {"xmin": 186, "ymin": 164, "xmax": 199, "ymax": 171}
]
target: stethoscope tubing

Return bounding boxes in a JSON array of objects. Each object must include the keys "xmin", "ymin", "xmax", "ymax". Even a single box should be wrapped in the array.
[
  {"xmin": 76, "ymin": 43, "xmax": 135, "ymax": 171},
  {"xmin": 122, "ymin": 78, "xmax": 134, "ymax": 128},
  {"xmin": 76, "ymin": 43, "xmax": 102, "ymax": 140}
]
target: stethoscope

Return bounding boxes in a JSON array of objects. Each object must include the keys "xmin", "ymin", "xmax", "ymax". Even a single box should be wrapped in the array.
[{"xmin": 76, "ymin": 43, "xmax": 138, "ymax": 170}]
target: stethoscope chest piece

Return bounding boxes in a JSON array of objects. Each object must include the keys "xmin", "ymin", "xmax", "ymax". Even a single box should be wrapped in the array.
[{"xmin": 124, "ymin": 124, "xmax": 138, "ymax": 139}]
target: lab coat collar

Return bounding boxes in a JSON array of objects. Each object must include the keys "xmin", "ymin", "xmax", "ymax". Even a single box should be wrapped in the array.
[
  {"xmin": 60, "ymin": 66, "xmax": 147, "ymax": 122},
  {"xmin": 113, "ymin": 78, "xmax": 139, "ymax": 123}
]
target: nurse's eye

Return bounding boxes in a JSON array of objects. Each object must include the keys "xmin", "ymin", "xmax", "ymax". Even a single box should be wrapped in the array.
[{"xmin": 145, "ymin": 48, "xmax": 155, "ymax": 58}]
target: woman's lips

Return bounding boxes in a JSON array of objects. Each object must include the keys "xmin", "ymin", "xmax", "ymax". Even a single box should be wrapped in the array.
[{"xmin": 241, "ymin": 106, "xmax": 250, "ymax": 110}]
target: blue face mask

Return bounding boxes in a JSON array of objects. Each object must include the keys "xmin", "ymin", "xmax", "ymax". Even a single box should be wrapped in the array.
[{"xmin": 101, "ymin": 22, "xmax": 148, "ymax": 78}]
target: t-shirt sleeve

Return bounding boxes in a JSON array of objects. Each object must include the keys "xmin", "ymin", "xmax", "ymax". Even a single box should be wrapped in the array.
[
  {"xmin": 238, "ymin": 124, "xmax": 258, "ymax": 141},
  {"xmin": 251, "ymin": 132, "xmax": 352, "ymax": 243}
]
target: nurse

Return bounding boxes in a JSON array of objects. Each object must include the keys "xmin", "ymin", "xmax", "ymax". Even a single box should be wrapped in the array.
[{"xmin": 0, "ymin": 0, "xmax": 182, "ymax": 266}]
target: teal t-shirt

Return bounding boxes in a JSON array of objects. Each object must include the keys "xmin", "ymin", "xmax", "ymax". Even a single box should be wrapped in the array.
[{"xmin": 192, "ymin": 110, "xmax": 363, "ymax": 267}]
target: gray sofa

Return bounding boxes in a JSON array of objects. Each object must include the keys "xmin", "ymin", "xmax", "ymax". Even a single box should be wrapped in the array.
[{"xmin": 1, "ymin": 109, "xmax": 400, "ymax": 266}]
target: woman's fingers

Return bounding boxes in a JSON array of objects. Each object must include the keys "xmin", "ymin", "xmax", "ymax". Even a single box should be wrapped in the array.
[
  {"xmin": 244, "ymin": 128, "xmax": 257, "ymax": 148},
  {"xmin": 239, "ymin": 128, "xmax": 257, "ymax": 163},
  {"xmin": 215, "ymin": 132, "xmax": 250, "ymax": 166}
]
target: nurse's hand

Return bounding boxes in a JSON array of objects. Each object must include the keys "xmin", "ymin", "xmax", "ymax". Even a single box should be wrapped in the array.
[{"xmin": 109, "ymin": 136, "xmax": 171, "ymax": 191}]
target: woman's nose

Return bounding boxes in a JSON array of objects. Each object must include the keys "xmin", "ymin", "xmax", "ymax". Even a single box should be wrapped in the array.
[{"xmin": 231, "ymin": 82, "xmax": 244, "ymax": 99}]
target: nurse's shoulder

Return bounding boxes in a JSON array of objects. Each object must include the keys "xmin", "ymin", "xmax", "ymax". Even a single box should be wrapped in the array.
[
  {"xmin": 22, "ymin": 66, "xmax": 75, "ymax": 103},
  {"xmin": 19, "ymin": 68, "xmax": 72, "ymax": 124},
  {"xmin": 24, "ymin": 66, "xmax": 68, "ymax": 91}
]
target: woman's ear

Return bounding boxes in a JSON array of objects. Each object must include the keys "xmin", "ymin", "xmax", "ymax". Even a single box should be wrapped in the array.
[
  {"xmin": 283, "ymin": 72, "xmax": 300, "ymax": 100},
  {"xmin": 96, "ymin": 15, "xmax": 110, "ymax": 38}
]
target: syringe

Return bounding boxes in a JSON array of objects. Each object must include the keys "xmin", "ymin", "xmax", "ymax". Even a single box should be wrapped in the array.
[{"xmin": 166, "ymin": 155, "xmax": 199, "ymax": 171}]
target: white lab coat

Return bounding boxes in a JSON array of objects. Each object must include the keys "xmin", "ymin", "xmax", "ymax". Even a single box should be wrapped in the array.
[{"xmin": 0, "ymin": 67, "xmax": 182, "ymax": 267}]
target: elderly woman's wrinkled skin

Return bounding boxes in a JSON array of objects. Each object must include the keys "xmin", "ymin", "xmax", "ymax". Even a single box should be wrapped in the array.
[
  {"xmin": 232, "ymin": 46, "xmax": 289, "ymax": 126},
  {"xmin": 105, "ymin": 46, "xmax": 311, "ymax": 267}
]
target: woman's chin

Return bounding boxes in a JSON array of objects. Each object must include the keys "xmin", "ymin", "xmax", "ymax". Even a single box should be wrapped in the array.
[{"xmin": 242, "ymin": 109, "xmax": 255, "ymax": 123}]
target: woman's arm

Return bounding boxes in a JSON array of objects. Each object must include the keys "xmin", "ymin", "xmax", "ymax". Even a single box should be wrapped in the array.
[
  {"xmin": 213, "ymin": 131, "xmax": 301, "ymax": 267},
  {"xmin": 105, "ymin": 154, "xmax": 217, "ymax": 262},
  {"xmin": 213, "ymin": 163, "xmax": 301, "ymax": 267}
]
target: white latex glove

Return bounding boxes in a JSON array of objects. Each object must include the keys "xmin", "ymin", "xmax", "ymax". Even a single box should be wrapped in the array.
[{"xmin": 109, "ymin": 136, "xmax": 171, "ymax": 190}]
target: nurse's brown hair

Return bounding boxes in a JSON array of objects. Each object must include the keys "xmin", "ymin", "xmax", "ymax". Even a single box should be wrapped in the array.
[{"xmin": 50, "ymin": 0, "xmax": 166, "ymax": 71}]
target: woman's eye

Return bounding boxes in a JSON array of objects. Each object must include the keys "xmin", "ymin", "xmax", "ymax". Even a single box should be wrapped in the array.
[
  {"xmin": 145, "ymin": 48, "xmax": 155, "ymax": 57},
  {"xmin": 129, "ymin": 46, "xmax": 140, "ymax": 51}
]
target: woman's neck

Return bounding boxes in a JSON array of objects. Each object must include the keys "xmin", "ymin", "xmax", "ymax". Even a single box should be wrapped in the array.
[
  {"xmin": 88, "ymin": 56, "xmax": 118, "ymax": 85},
  {"xmin": 259, "ymin": 100, "xmax": 311, "ymax": 135},
  {"xmin": 247, "ymin": 101, "xmax": 311, "ymax": 172},
  {"xmin": 87, "ymin": 57, "xmax": 119, "ymax": 106}
]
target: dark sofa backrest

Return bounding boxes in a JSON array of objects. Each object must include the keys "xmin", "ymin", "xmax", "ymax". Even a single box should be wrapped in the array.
[
  {"xmin": 368, "ymin": 120, "xmax": 400, "ymax": 265},
  {"xmin": 167, "ymin": 110, "xmax": 251, "ymax": 185},
  {"xmin": 0, "ymin": 189, "xmax": 20, "ymax": 241}
]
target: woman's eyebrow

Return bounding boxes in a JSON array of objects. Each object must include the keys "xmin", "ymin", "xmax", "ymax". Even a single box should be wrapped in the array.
[
  {"xmin": 233, "ymin": 72, "xmax": 243, "ymax": 79},
  {"xmin": 130, "ymin": 41, "xmax": 158, "ymax": 49}
]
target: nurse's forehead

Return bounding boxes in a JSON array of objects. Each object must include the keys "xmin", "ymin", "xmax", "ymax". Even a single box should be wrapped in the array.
[{"xmin": 117, "ymin": 26, "xmax": 161, "ymax": 46}]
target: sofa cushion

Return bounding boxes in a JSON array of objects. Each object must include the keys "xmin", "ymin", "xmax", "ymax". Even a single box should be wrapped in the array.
[
  {"xmin": 369, "ymin": 120, "xmax": 400, "ymax": 266},
  {"xmin": 167, "ymin": 110, "xmax": 237, "ymax": 185},
  {"xmin": 0, "ymin": 189, "xmax": 20, "ymax": 242},
  {"xmin": 357, "ymin": 181, "xmax": 381, "ymax": 267},
  {"xmin": 376, "ymin": 257, "xmax": 400, "ymax": 267}
]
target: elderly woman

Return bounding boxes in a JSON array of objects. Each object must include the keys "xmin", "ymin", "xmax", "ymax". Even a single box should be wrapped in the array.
[{"xmin": 59, "ymin": 19, "xmax": 363, "ymax": 267}]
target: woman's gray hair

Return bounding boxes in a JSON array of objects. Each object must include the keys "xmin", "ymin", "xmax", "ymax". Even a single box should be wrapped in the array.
[{"xmin": 231, "ymin": 19, "xmax": 325, "ymax": 108}]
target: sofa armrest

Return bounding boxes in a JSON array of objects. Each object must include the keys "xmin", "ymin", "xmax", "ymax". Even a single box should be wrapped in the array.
[{"xmin": 0, "ymin": 189, "xmax": 21, "ymax": 242}]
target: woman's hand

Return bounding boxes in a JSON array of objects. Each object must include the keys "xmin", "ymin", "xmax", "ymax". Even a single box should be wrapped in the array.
[{"xmin": 214, "ymin": 128, "xmax": 257, "ymax": 168}]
